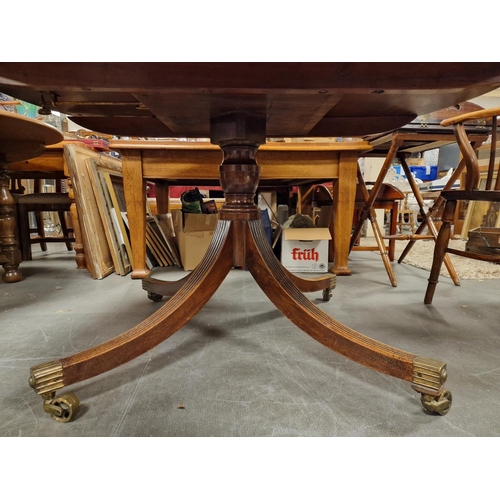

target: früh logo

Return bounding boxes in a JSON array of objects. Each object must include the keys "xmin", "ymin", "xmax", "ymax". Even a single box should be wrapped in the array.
[{"xmin": 291, "ymin": 248, "xmax": 319, "ymax": 262}]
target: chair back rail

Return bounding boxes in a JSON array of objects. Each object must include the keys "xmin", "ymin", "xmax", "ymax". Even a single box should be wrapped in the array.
[{"xmin": 441, "ymin": 107, "xmax": 500, "ymax": 194}]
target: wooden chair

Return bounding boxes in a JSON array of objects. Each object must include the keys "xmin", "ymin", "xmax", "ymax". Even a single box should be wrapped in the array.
[
  {"xmin": 424, "ymin": 107, "xmax": 500, "ymax": 304},
  {"xmin": 396, "ymin": 192, "xmax": 416, "ymax": 234},
  {"xmin": 14, "ymin": 177, "xmax": 75, "ymax": 261},
  {"xmin": 308, "ymin": 179, "xmax": 404, "ymax": 286},
  {"xmin": 350, "ymin": 170, "xmax": 405, "ymax": 286}
]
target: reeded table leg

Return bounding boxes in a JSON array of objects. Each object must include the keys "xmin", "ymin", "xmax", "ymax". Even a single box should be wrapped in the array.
[
  {"xmin": 245, "ymin": 218, "xmax": 450, "ymax": 415},
  {"xmin": 29, "ymin": 220, "xmax": 235, "ymax": 419}
]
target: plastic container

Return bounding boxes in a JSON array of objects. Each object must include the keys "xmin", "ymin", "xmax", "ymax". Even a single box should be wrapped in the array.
[{"xmin": 409, "ymin": 166, "xmax": 438, "ymax": 181}]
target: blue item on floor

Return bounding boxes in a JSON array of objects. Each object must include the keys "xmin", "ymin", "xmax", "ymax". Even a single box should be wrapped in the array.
[{"xmin": 409, "ymin": 165, "xmax": 438, "ymax": 181}]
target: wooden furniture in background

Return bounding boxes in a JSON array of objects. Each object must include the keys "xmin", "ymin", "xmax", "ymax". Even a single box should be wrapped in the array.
[
  {"xmin": 7, "ymin": 141, "xmax": 90, "ymax": 270},
  {"xmin": 351, "ymin": 172, "xmax": 405, "ymax": 286},
  {"xmin": 359, "ymin": 104, "xmax": 492, "ymax": 287},
  {"xmin": 15, "ymin": 188, "xmax": 74, "ymax": 261},
  {"xmin": 395, "ymin": 192, "xmax": 416, "ymax": 235},
  {"xmin": 7, "ymin": 140, "xmax": 117, "ymax": 275},
  {"xmin": 0, "ymin": 110, "xmax": 63, "ymax": 283},
  {"xmin": 425, "ymin": 107, "xmax": 500, "ymax": 304}
]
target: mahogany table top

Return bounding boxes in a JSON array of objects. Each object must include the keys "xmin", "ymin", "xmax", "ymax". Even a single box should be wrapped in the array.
[{"xmin": 1, "ymin": 62, "xmax": 500, "ymax": 139}]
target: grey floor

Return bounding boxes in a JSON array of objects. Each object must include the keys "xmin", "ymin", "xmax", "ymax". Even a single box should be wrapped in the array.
[{"xmin": 1, "ymin": 243, "xmax": 499, "ymax": 437}]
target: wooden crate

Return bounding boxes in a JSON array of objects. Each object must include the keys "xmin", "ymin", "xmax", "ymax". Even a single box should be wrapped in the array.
[{"xmin": 466, "ymin": 227, "xmax": 500, "ymax": 256}]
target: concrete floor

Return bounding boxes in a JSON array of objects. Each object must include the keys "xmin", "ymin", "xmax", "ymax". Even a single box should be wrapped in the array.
[{"xmin": 1, "ymin": 243, "xmax": 499, "ymax": 437}]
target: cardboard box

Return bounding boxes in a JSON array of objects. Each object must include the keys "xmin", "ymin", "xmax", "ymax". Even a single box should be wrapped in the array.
[
  {"xmin": 171, "ymin": 210, "xmax": 218, "ymax": 271},
  {"xmin": 281, "ymin": 227, "xmax": 331, "ymax": 273},
  {"xmin": 406, "ymin": 158, "xmax": 425, "ymax": 166}
]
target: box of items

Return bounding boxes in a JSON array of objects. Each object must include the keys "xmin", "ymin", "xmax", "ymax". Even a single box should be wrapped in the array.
[
  {"xmin": 171, "ymin": 210, "xmax": 218, "ymax": 271},
  {"xmin": 281, "ymin": 227, "xmax": 331, "ymax": 273}
]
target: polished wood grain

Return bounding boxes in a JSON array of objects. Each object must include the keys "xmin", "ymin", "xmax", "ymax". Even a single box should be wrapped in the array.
[
  {"xmin": 20, "ymin": 65, "xmax": 497, "ymax": 418},
  {"xmin": 112, "ymin": 140, "xmax": 372, "ymax": 278},
  {"xmin": 2, "ymin": 62, "xmax": 500, "ymax": 138}
]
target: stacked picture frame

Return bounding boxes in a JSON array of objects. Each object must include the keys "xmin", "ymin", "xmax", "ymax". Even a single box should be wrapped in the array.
[{"xmin": 64, "ymin": 143, "xmax": 178, "ymax": 279}]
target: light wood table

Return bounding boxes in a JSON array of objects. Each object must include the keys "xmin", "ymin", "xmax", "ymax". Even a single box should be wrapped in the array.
[{"xmin": 110, "ymin": 139, "xmax": 372, "ymax": 279}]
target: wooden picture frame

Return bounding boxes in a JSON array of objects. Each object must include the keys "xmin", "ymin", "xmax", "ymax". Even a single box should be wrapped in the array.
[
  {"xmin": 101, "ymin": 171, "xmax": 134, "ymax": 268},
  {"xmin": 64, "ymin": 144, "xmax": 121, "ymax": 279},
  {"xmin": 88, "ymin": 158, "xmax": 132, "ymax": 276}
]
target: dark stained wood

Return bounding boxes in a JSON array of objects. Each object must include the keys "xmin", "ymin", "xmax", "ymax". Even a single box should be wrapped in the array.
[
  {"xmin": 1, "ymin": 63, "xmax": 500, "ymax": 138},
  {"xmin": 23, "ymin": 68, "xmax": 490, "ymax": 417},
  {"xmin": 0, "ymin": 111, "xmax": 63, "ymax": 283},
  {"xmin": 61, "ymin": 220, "xmax": 234, "ymax": 385},
  {"xmin": 245, "ymin": 219, "xmax": 415, "ymax": 380},
  {"xmin": 425, "ymin": 107, "xmax": 500, "ymax": 304}
]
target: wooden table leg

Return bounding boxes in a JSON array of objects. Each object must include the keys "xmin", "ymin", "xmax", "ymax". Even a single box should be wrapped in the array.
[
  {"xmin": 331, "ymin": 151, "xmax": 358, "ymax": 275},
  {"xmin": 388, "ymin": 200, "xmax": 398, "ymax": 261},
  {"xmin": 0, "ymin": 168, "xmax": 23, "ymax": 283},
  {"xmin": 122, "ymin": 150, "xmax": 149, "ymax": 279},
  {"xmin": 154, "ymin": 181, "xmax": 170, "ymax": 214}
]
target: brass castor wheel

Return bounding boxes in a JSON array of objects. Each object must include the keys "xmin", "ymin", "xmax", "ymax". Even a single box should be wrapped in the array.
[
  {"xmin": 420, "ymin": 390, "xmax": 452, "ymax": 416},
  {"xmin": 43, "ymin": 393, "xmax": 81, "ymax": 423},
  {"xmin": 322, "ymin": 274, "xmax": 337, "ymax": 301},
  {"xmin": 147, "ymin": 291, "xmax": 163, "ymax": 302}
]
